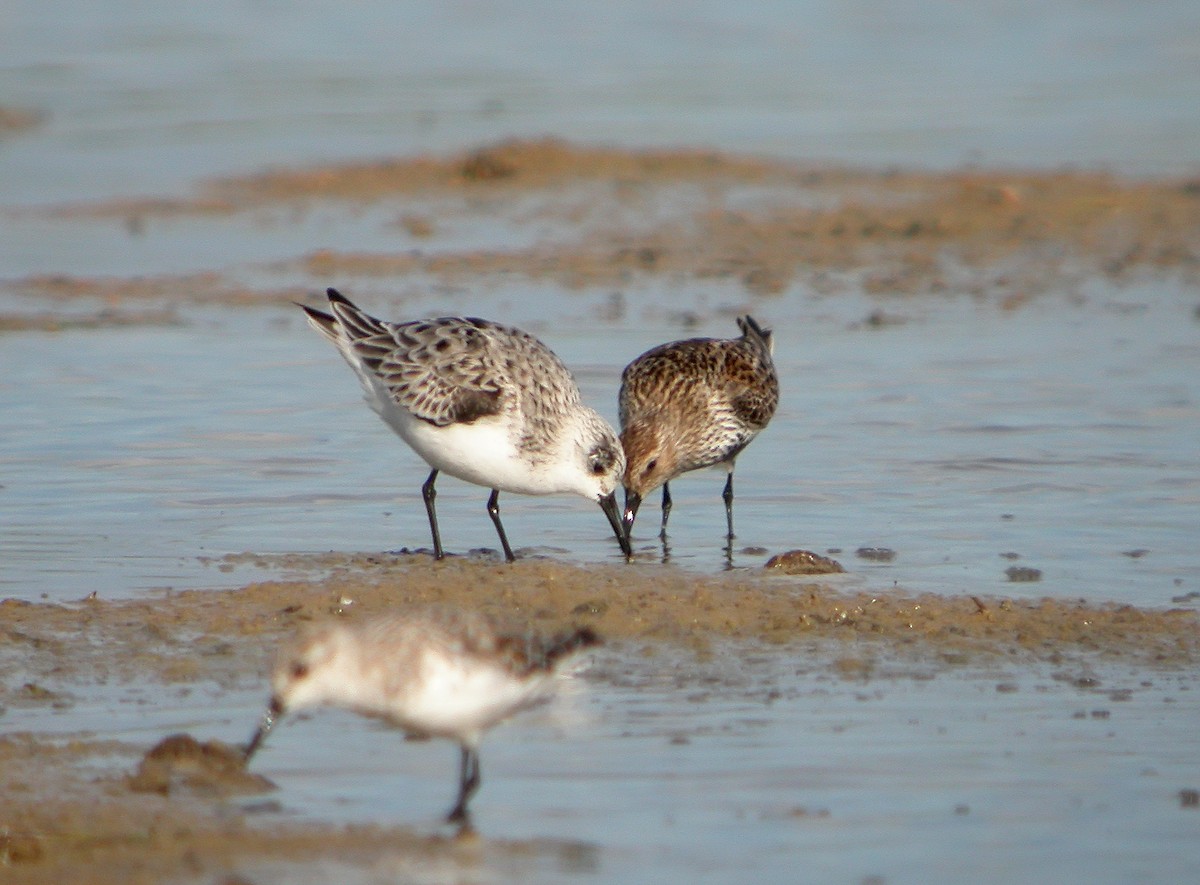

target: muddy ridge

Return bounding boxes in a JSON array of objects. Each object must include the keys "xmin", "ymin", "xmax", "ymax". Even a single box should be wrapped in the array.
[
  {"xmin": 6, "ymin": 554, "xmax": 1196, "ymax": 693},
  {"xmin": 10, "ymin": 139, "xmax": 1200, "ymax": 320}
]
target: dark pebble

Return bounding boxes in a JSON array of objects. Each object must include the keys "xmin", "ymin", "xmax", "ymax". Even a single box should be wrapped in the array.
[
  {"xmin": 1005, "ymin": 566, "xmax": 1042, "ymax": 582},
  {"xmin": 764, "ymin": 549, "xmax": 845, "ymax": 575}
]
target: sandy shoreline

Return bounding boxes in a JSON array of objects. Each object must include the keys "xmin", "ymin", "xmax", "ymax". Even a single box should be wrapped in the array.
[
  {"xmin": 3, "ymin": 141, "xmax": 1199, "ymax": 881},
  {"xmin": 3, "ymin": 551, "xmax": 1197, "ymax": 882}
]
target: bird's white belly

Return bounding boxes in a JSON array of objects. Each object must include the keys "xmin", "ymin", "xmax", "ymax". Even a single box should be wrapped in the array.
[
  {"xmin": 396, "ymin": 659, "xmax": 551, "ymax": 740},
  {"xmin": 372, "ymin": 396, "xmax": 558, "ymax": 495}
]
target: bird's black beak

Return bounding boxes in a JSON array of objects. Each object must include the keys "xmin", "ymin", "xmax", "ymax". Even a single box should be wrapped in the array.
[
  {"xmin": 622, "ymin": 490, "xmax": 642, "ymax": 546},
  {"xmin": 243, "ymin": 695, "xmax": 284, "ymax": 763},
  {"xmin": 600, "ymin": 491, "xmax": 632, "ymax": 558}
]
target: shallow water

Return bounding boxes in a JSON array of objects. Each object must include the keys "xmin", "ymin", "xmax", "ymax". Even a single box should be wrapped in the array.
[
  {"xmin": 2, "ymin": 0, "xmax": 1199, "ymax": 207},
  {"xmin": 3, "ymin": 282, "xmax": 1198, "ymax": 606},
  {"xmin": 246, "ymin": 658, "xmax": 1200, "ymax": 884},
  {"xmin": 10, "ymin": 644, "xmax": 1199, "ymax": 884}
]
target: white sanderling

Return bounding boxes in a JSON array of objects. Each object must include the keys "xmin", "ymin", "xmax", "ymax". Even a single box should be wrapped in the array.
[
  {"xmin": 243, "ymin": 608, "xmax": 601, "ymax": 825},
  {"xmin": 619, "ymin": 315, "xmax": 779, "ymax": 542},
  {"xmin": 301, "ymin": 288, "xmax": 631, "ymax": 560}
]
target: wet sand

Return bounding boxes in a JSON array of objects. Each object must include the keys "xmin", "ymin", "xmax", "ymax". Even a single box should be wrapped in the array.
[
  {"xmin": 8, "ymin": 139, "xmax": 1200, "ymax": 325},
  {"xmin": 3, "ymin": 141, "xmax": 1200, "ymax": 881},
  {"xmin": 3, "ymin": 552, "xmax": 1198, "ymax": 882}
]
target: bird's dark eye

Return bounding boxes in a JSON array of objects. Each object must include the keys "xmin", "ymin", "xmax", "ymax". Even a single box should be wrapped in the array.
[
  {"xmin": 290, "ymin": 661, "xmax": 309, "ymax": 680},
  {"xmin": 643, "ymin": 459, "xmax": 658, "ymax": 475},
  {"xmin": 589, "ymin": 447, "xmax": 615, "ymax": 475}
]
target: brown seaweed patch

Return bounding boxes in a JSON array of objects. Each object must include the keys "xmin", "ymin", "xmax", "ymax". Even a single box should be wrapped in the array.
[
  {"xmin": 764, "ymin": 549, "xmax": 845, "ymax": 575},
  {"xmin": 127, "ymin": 733, "xmax": 275, "ymax": 797}
]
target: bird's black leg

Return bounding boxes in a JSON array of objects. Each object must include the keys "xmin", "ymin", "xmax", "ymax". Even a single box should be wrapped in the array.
[
  {"xmin": 447, "ymin": 744, "xmax": 482, "ymax": 825},
  {"xmin": 722, "ymin": 471, "xmax": 735, "ymax": 541},
  {"xmin": 659, "ymin": 482, "xmax": 673, "ymax": 540},
  {"xmin": 422, "ymin": 469, "xmax": 444, "ymax": 559},
  {"xmin": 487, "ymin": 489, "xmax": 516, "ymax": 562}
]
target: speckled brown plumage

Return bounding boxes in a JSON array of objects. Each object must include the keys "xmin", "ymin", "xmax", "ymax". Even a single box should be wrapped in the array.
[
  {"xmin": 303, "ymin": 299, "xmax": 583, "ymax": 453},
  {"xmin": 619, "ymin": 316, "xmax": 779, "ymax": 541}
]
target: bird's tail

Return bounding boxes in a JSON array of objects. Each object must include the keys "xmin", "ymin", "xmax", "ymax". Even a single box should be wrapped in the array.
[
  {"xmin": 298, "ymin": 287, "xmax": 386, "ymax": 344},
  {"xmin": 515, "ymin": 626, "xmax": 602, "ymax": 674},
  {"xmin": 325, "ymin": 287, "xmax": 388, "ymax": 340},
  {"xmin": 737, "ymin": 315, "xmax": 774, "ymax": 356},
  {"xmin": 547, "ymin": 626, "xmax": 602, "ymax": 663},
  {"xmin": 298, "ymin": 302, "xmax": 339, "ymax": 344}
]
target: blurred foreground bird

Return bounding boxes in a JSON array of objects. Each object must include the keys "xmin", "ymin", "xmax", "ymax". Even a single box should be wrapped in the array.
[{"xmin": 243, "ymin": 609, "xmax": 601, "ymax": 825}]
